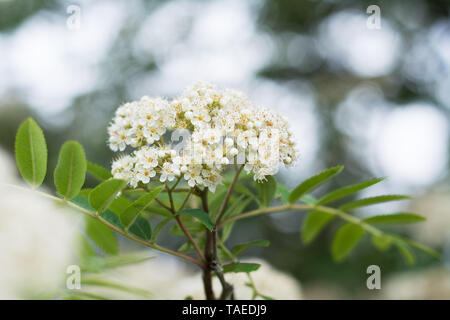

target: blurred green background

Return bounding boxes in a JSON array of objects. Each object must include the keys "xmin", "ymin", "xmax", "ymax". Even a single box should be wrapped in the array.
[{"xmin": 0, "ymin": 0, "xmax": 449, "ymax": 298}]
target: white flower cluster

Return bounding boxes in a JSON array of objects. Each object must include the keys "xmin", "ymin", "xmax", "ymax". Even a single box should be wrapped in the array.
[{"xmin": 108, "ymin": 82, "xmax": 297, "ymax": 191}]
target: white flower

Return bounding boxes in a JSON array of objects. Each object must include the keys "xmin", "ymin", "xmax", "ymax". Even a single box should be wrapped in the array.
[
  {"xmin": 204, "ymin": 128, "xmax": 222, "ymax": 145},
  {"xmin": 111, "ymin": 155, "xmax": 135, "ymax": 180},
  {"xmin": 135, "ymin": 165, "xmax": 156, "ymax": 184},
  {"xmin": 224, "ymin": 137, "xmax": 234, "ymax": 148},
  {"xmin": 229, "ymin": 147, "xmax": 239, "ymax": 157},
  {"xmin": 184, "ymin": 165, "xmax": 203, "ymax": 187},
  {"xmin": 236, "ymin": 130, "xmax": 253, "ymax": 149},
  {"xmin": 135, "ymin": 146, "xmax": 159, "ymax": 169},
  {"xmin": 108, "ymin": 125, "xmax": 128, "ymax": 152},
  {"xmin": 202, "ymin": 168, "xmax": 222, "ymax": 192},
  {"xmin": 160, "ymin": 162, "xmax": 179, "ymax": 182}
]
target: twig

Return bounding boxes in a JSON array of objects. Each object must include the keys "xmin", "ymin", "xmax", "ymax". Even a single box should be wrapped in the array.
[
  {"xmin": 165, "ymin": 182, "xmax": 176, "ymax": 212},
  {"xmin": 199, "ymin": 187, "xmax": 234, "ymax": 300},
  {"xmin": 1, "ymin": 183, "xmax": 205, "ymax": 268},
  {"xmin": 154, "ymin": 198, "xmax": 173, "ymax": 213},
  {"xmin": 170, "ymin": 177, "xmax": 182, "ymax": 191},
  {"xmin": 218, "ymin": 240, "xmax": 237, "ymax": 263},
  {"xmin": 125, "ymin": 187, "xmax": 191, "ymax": 194},
  {"xmin": 162, "ymin": 182, "xmax": 206, "ymax": 262},
  {"xmin": 212, "ymin": 226, "xmax": 234, "ymax": 300},
  {"xmin": 215, "ymin": 165, "xmax": 243, "ymax": 224},
  {"xmin": 200, "ymin": 188, "xmax": 215, "ymax": 300},
  {"xmin": 178, "ymin": 189, "xmax": 193, "ymax": 212},
  {"xmin": 174, "ymin": 214, "xmax": 206, "ymax": 262}
]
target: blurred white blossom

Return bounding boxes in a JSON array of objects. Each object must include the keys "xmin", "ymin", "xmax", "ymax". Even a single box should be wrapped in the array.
[
  {"xmin": 382, "ymin": 267, "xmax": 450, "ymax": 300},
  {"xmin": 0, "ymin": 149, "xmax": 78, "ymax": 299},
  {"xmin": 408, "ymin": 188, "xmax": 450, "ymax": 247},
  {"xmin": 83, "ymin": 256, "xmax": 302, "ymax": 300},
  {"xmin": 177, "ymin": 258, "xmax": 303, "ymax": 300}
]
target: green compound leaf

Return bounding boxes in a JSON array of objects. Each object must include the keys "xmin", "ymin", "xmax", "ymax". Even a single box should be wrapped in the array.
[
  {"xmin": 221, "ymin": 221, "xmax": 236, "ymax": 243},
  {"xmin": 255, "ymin": 176, "xmax": 277, "ymax": 207},
  {"xmin": 70, "ymin": 194, "xmax": 96, "ymax": 213},
  {"xmin": 331, "ymin": 223, "xmax": 365, "ymax": 262},
  {"xmin": 275, "ymin": 183, "xmax": 290, "ymax": 204},
  {"xmin": 178, "ymin": 208, "xmax": 214, "ymax": 231},
  {"xmin": 108, "ymin": 196, "xmax": 132, "ymax": 216},
  {"xmin": 100, "ymin": 210, "xmax": 125, "ymax": 230},
  {"xmin": 391, "ymin": 236, "xmax": 441, "ymax": 259},
  {"xmin": 223, "ymin": 195, "xmax": 252, "ymax": 220},
  {"xmin": 231, "ymin": 240, "xmax": 270, "ymax": 256},
  {"xmin": 81, "ymin": 277, "xmax": 153, "ymax": 299},
  {"xmin": 277, "ymin": 184, "xmax": 317, "ymax": 205},
  {"xmin": 299, "ymin": 194, "xmax": 318, "ymax": 205},
  {"xmin": 54, "ymin": 141, "xmax": 87, "ymax": 200},
  {"xmin": 221, "ymin": 196, "xmax": 253, "ymax": 242},
  {"xmin": 178, "ymin": 238, "xmax": 206, "ymax": 254},
  {"xmin": 87, "ymin": 161, "xmax": 113, "ymax": 181},
  {"xmin": 170, "ymin": 216, "xmax": 205, "ymax": 236},
  {"xmin": 79, "ymin": 188, "xmax": 92, "ymax": 197},
  {"xmin": 223, "ymin": 263, "xmax": 261, "ymax": 273},
  {"xmin": 289, "ymin": 166, "xmax": 343, "ymax": 204},
  {"xmin": 70, "ymin": 195, "xmax": 125, "ymax": 232},
  {"xmin": 100, "ymin": 252, "xmax": 154, "ymax": 270},
  {"xmin": 71, "ymin": 194, "xmax": 152, "ymax": 252},
  {"xmin": 84, "ymin": 215, "xmax": 119, "ymax": 255},
  {"xmin": 339, "ymin": 195, "xmax": 410, "ymax": 211},
  {"xmin": 302, "ymin": 210, "xmax": 335, "ymax": 244},
  {"xmin": 233, "ymin": 184, "xmax": 261, "ymax": 206},
  {"xmin": 209, "ymin": 187, "xmax": 227, "ymax": 219},
  {"xmin": 14, "ymin": 118, "xmax": 47, "ymax": 187},
  {"xmin": 259, "ymin": 294, "xmax": 275, "ymax": 300},
  {"xmin": 128, "ymin": 216, "xmax": 152, "ymax": 241},
  {"xmin": 120, "ymin": 185, "xmax": 163, "ymax": 228},
  {"xmin": 317, "ymin": 178, "xmax": 385, "ymax": 205},
  {"xmin": 88, "ymin": 179, "xmax": 127, "ymax": 214},
  {"xmin": 395, "ymin": 241, "xmax": 416, "ymax": 265},
  {"xmin": 363, "ymin": 213, "xmax": 426, "ymax": 225},
  {"xmin": 371, "ymin": 234, "xmax": 392, "ymax": 252}
]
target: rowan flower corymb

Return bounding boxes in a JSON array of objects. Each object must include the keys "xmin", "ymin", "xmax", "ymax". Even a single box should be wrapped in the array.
[{"xmin": 108, "ymin": 81, "xmax": 297, "ymax": 191}]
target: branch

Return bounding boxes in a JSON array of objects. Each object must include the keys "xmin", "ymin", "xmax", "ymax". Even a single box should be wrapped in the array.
[
  {"xmin": 128, "ymin": 187, "xmax": 192, "ymax": 194},
  {"xmin": 170, "ymin": 177, "xmax": 182, "ymax": 191},
  {"xmin": 212, "ymin": 226, "xmax": 234, "ymax": 300},
  {"xmin": 165, "ymin": 182, "xmax": 176, "ymax": 212},
  {"xmin": 2, "ymin": 183, "xmax": 205, "ymax": 268},
  {"xmin": 178, "ymin": 189, "xmax": 193, "ymax": 212},
  {"xmin": 200, "ymin": 188, "xmax": 215, "ymax": 300},
  {"xmin": 154, "ymin": 198, "xmax": 173, "ymax": 213},
  {"xmin": 67, "ymin": 200, "xmax": 205, "ymax": 267},
  {"xmin": 174, "ymin": 214, "xmax": 206, "ymax": 262},
  {"xmin": 163, "ymin": 183, "xmax": 206, "ymax": 263},
  {"xmin": 215, "ymin": 165, "xmax": 243, "ymax": 224},
  {"xmin": 200, "ymin": 188, "xmax": 234, "ymax": 300},
  {"xmin": 218, "ymin": 203, "xmax": 379, "ymax": 233},
  {"xmin": 217, "ymin": 202, "xmax": 440, "ymax": 259}
]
